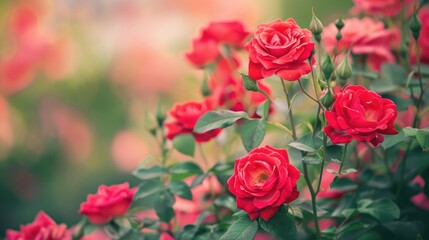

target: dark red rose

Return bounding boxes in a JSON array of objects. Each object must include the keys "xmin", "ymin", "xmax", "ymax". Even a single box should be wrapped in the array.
[
  {"xmin": 165, "ymin": 99, "xmax": 221, "ymax": 142},
  {"xmin": 323, "ymin": 85, "xmax": 398, "ymax": 147},
  {"xmin": 227, "ymin": 145, "xmax": 301, "ymax": 221},
  {"xmin": 247, "ymin": 18, "xmax": 315, "ymax": 81},
  {"xmin": 6, "ymin": 211, "xmax": 71, "ymax": 240},
  {"xmin": 79, "ymin": 183, "xmax": 137, "ymax": 225}
]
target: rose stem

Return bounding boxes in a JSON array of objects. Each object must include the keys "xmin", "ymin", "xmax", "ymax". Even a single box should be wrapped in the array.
[
  {"xmin": 398, "ymin": 35, "xmax": 426, "ymax": 196},
  {"xmin": 338, "ymin": 143, "xmax": 349, "ymax": 176},
  {"xmin": 197, "ymin": 143, "xmax": 217, "ymax": 218},
  {"xmin": 315, "ymin": 134, "xmax": 328, "ymax": 194},
  {"xmin": 280, "ymin": 78, "xmax": 321, "ymax": 238}
]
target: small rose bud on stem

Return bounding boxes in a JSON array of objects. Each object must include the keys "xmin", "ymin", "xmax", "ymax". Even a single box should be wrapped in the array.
[{"xmin": 336, "ymin": 53, "xmax": 352, "ymax": 87}]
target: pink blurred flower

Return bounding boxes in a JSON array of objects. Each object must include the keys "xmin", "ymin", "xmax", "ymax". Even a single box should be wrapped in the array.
[
  {"xmin": 39, "ymin": 100, "xmax": 93, "ymax": 162},
  {"xmin": 160, "ymin": 232, "xmax": 175, "ymax": 240},
  {"xmin": 397, "ymin": 105, "xmax": 429, "ymax": 129},
  {"xmin": 410, "ymin": 7, "xmax": 429, "ymax": 65},
  {"xmin": 6, "ymin": 211, "xmax": 71, "ymax": 240},
  {"xmin": 79, "ymin": 229, "xmax": 111, "ymax": 240},
  {"xmin": 411, "ymin": 176, "xmax": 429, "ymax": 210},
  {"xmin": 322, "ymin": 17, "xmax": 397, "ymax": 71},
  {"xmin": 111, "ymin": 130, "xmax": 148, "ymax": 172},
  {"xmin": 173, "ymin": 176, "xmax": 222, "ymax": 227},
  {"xmin": 0, "ymin": 95, "xmax": 14, "ymax": 150},
  {"xmin": 301, "ymin": 163, "xmax": 358, "ymax": 200},
  {"xmin": 79, "ymin": 183, "xmax": 137, "ymax": 225},
  {"xmin": 351, "ymin": 0, "xmax": 414, "ymax": 17}
]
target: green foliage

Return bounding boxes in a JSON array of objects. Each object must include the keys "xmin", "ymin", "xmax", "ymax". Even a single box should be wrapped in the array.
[
  {"xmin": 241, "ymin": 73, "xmax": 259, "ymax": 92},
  {"xmin": 258, "ymin": 209, "xmax": 297, "ymax": 240},
  {"xmin": 219, "ymin": 215, "xmax": 258, "ymax": 240},
  {"xmin": 357, "ymin": 198, "xmax": 400, "ymax": 222},
  {"xmin": 194, "ymin": 110, "xmax": 248, "ymax": 133},
  {"xmin": 173, "ymin": 134, "xmax": 195, "ymax": 157},
  {"xmin": 240, "ymin": 119, "xmax": 266, "ymax": 152},
  {"xmin": 154, "ymin": 190, "xmax": 175, "ymax": 223},
  {"xmin": 170, "ymin": 161, "xmax": 203, "ymax": 180},
  {"xmin": 168, "ymin": 180, "xmax": 193, "ymax": 200},
  {"xmin": 133, "ymin": 165, "xmax": 168, "ymax": 180}
]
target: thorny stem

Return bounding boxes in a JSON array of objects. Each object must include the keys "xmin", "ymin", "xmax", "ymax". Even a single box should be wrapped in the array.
[{"xmin": 316, "ymin": 134, "xmax": 328, "ymax": 194}]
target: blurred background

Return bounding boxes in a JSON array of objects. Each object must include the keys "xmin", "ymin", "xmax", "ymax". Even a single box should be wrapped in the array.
[{"xmin": 0, "ymin": 0, "xmax": 353, "ymax": 232}]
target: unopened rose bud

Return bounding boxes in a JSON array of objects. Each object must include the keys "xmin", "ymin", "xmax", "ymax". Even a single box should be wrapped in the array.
[
  {"xmin": 156, "ymin": 106, "xmax": 166, "ymax": 127},
  {"xmin": 336, "ymin": 32, "xmax": 342, "ymax": 41},
  {"xmin": 336, "ymin": 55, "xmax": 352, "ymax": 85},
  {"xmin": 201, "ymin": 77, "xmax": 211, "ymax": 97},
  {"xmin": 321, "ymin": 88, "xmax": 334, "ymax": 109},
  {"xmin": 410, "ymin": 10, "xmax": 422, "ymax": 40},
  {"xmin": 322, "ymin": 55, "xmax": 335, "ymax": 80},
  {"xmin": 335, "ymin": 19, "xmax": 345, "ymax": 31},
  {"xmin": 310, "ymin": 13, "xmax": 323, "ymax": 35}
]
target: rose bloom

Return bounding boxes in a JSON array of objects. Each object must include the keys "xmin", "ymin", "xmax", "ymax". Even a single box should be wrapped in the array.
[
  {"xmin": 411, "ymin": 176, "xmax": 429, "ymax": 210},
  {"xmin": 174, "ymin": 176, "xmax": 222, "ymax": 227},
  {"xmin": 324, "ymin": 85, "xmax": 398, "ymax": 147},
  {"xmin": 165, "ymin": 99, "xmax": 221, "ymax": 142},
  {"xmin": 6, "ymin": 211, "xmax": 71, "ymax": 240},
  {"xmin": 351, "ymin": 0, "xmax": 414, "ymax": 16},
  {"xmin": 322, "ymin": 17, "xmax": 397, "ymax": 71},
  {"xmin": 227, "ymin": 145, "xmax": 301, "ymax": 221},
  {"xmin": 246, "ymin": 18, "xmax": 315, "ymax": 81},
  {"xmin": 79, "ymin": 183, "xmax": 137, "ymax": 225},
  {"xmin": 185, "ymin": 20, "xmax": 249, "ymax": 67}
]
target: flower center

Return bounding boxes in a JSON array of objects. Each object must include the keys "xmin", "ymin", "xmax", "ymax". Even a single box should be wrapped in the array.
[{"xmin": 256, "ymin": 171, "xmax": 270, "ymax": 184}]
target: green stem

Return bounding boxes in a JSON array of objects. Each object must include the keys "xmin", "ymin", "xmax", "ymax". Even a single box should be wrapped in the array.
[
  {"xmin": 258, "ymin": 89, "xmax": 274, "ymax": 103},
  {"xmin": 338, "ymin": 143, "xmax": 349, "ymax": 176},
  {"xmin": 280, "ymin": 79, "xmax": 297, "ymax": 140},
  {"xmin": 298, "ymin": 79, "xmax": 319, "ymax": 103},
  {"xmin": 316, "ymin": 134, "xmax": 328, "ymax": 194},
  {"xmin": 280, "ymin": 78, "xmax": 320, "ymax": 238}
]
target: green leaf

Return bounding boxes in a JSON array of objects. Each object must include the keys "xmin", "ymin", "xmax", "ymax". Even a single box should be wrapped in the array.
[
  {"xmin": 240, "ymin": 119, "xmax": 266, "ymax": 152},
  {"xmin": 135, "ymin": 179, "xmax": 164, "ymax": 199},
  {"xmin": 416, "ymin": 129, "xmax": 429, "ymax": 151},
  {"xmin": 357, "ymin": 198, "xmax": 400, "ymax": 222},
  {"xmin": 302, "ymin": 155, "xmax": 322, "ymax": 165},
  {"xmin": 403, "ymin": 127, "xmax": 419, "ymax": 137},
  {"xmin": 241, "ymin": 73, "xmax": 259, "ymax": 92},
  {"xmin": 330, "ymin": 177, "xmax": 357, "ymax": 191},
  {"xmin": 383, "ymin": 221, "xmax": 423, "ymax": 240},
  {"xmin": 214, "ymin": 195, "xmax": 237, "ymax": 211},
  {"xmin": 382, "ymin": 63, "xmax": 408, "ymax": 86},
  {"xmin": 170, "ymin": 161, "xmax": 203, "ymax": 180},
  {"xmin": 194, "ymin": 110, "xmax": 248, "ymax": 133},
  {"xmin": 168, "ymin": 180, "xmax": 192, "ymax": 200},
  {"xmin": 172, "ymin": 134, "xmax": 195, "ymax": 157},
  {"xmin": 133, "ymin": 165, "xmax": 168, "ymax": 180},
  {"xmin": 258, "ymin": 209, "xmax": 297, "ymax": 240},
  {"xmin": 382, "ymin": 130, "xmax": 406, "ymax": 149},
  {"xmin": 154, "ymin": 190, "xmax": 175, "ymax": 222},
  {"xmin": 326, "ymin": 145, "xmax": 343, "ymax": 162},
  {"xmin": 191, "ymin": 173, "xmax": 208, "ymax": 188},
  {"xmin": 256, "ymin": 100, "xmax": 270, "ymax": 119},
  {"xmin": 219, "ymin": 215, "xmax": 258, "ymax": 240},
  {"xmin": 289, "ymin": 142, "xmax": 316, "ymax": 153},
  {"xmin": 178, "ymin": 225, "xmax": 199, "ymax": 240}
]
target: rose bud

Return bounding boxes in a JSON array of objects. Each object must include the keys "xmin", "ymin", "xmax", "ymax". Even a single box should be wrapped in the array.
[
  {"xmin": 79, "ymin": 183, "xmax": 137, "ymax": 225},
  {"xmin": 227, "ymin": 145, "xmax": 301, "ymax": 221}
]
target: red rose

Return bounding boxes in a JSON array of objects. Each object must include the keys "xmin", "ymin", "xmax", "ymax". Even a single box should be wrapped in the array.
[
  {"xmin": 246, "ymin": 18, "xmax": 315, "ymax": 81},
  {"xmin": 201, "ymin": 21, "xmax": 250, "ymax": 47},
  {"xmin": 165, "ymin": 99, "xmax": 221, "ymax": 142},
  {"xmin": 6, "ymin": 211, "xmax": 71, "ymax": 240},
  {"xmin": 79, "ymin": 182, "xmax": 137, "ymax": 225},
  {"xmin": 322, "ymin": 17, "xmax": 397, "ymax": 71},
  {"xmin": 185, "ymin": 20, "xmax": 249, "ymax": 68},
  {"xmin": 351, "ymin": 0, "xmax": 414, "ymax": 16},
  {"xmin": 323, "ymin": 85, "xmax": 398, "ymax": 147},
  {"xmin": 227, "ymin": 145, "xmax": 301, "ymax": 221}
]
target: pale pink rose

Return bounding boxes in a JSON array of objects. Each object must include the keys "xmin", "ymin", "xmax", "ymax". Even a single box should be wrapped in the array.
[
  {"xmin": 111, "ymin": 130, "xmax": 148, "ymax": 172},
  {"xmin": 6, "ymin": 211, "xmax": 72, "ymax": 240},
  {"xmin": 351, "ymin": 0, "xmax": 414, "ymax": 16},
  {"xmin": 173, "ymin": 176, "xmax": 222, "ymax": 227},
  {"xmin": 411, "ymin": 176, "xmax": 429, "ymax": 210},
  {"xmin": 0, "ymin": 96, "xmax": 14, "ymax": 150},
  {"xmin": 322, "ymin": 17, "xmax": 397, "ymax": 71},
  {"xmin": 79, "ymin": 183, "xmax": 137, "ymax": 225}
]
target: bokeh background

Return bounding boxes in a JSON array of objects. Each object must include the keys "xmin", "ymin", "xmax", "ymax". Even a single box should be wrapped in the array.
[{"xmin": 0, "ymin": 0, "xmax": 353, "ymax": 232}]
